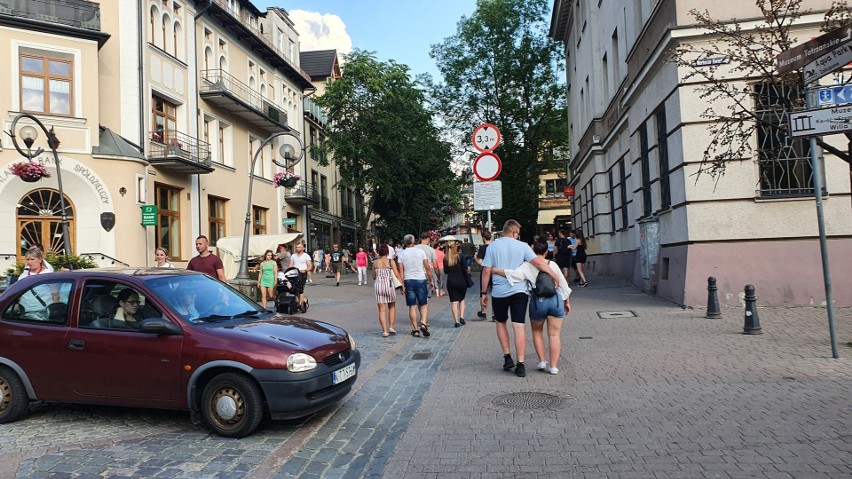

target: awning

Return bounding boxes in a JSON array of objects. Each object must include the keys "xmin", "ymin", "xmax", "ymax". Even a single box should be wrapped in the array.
[
  {"xmin": 92, "ymin": 126, "xmax": 145, "ymax": 160},
  {"xmin": 537, "ymin": 209, "xmax": 560, "ymax": 225},
  {"xmin": 214, "ymin": 233, "xmax": 302, "ymax": 279}
]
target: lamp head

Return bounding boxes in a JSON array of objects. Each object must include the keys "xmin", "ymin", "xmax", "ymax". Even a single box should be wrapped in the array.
[
  {"xmin": 280, "ymin": 143, "xmax": 296, "ymax": 159},
  {"xmin": 20, "ymin": 125, "xmax": 38, "ymax": 149}
]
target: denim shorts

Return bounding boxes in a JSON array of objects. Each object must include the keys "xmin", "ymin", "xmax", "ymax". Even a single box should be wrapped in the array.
[
  {"xmin": 404, "ymin": 279, "xmax": 428, "ymax": 306},
  {"xmin": 529, "ymin": 293, "xmax": 564, "ymax": 321},
  {"xmin": 492, "ymin": 293, "xmax": 530, "ymax": 324}
]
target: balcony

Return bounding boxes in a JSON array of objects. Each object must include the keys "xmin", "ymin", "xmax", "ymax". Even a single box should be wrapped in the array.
[
  {"xmin": 204, "ymin": 0, "xmax": 313, "ymax": 91},
  {"xmin": 284, "ymin": 181, "xmax": 320, "ymax": 206},
  {"xmin": 201, "ymin": 69, "xmax": 288, "ymax": 135},
  {"xmin": 148, "ymin": 131, "xmax": 213, "ymax": 175},
  {"xmin": 304, "ymin": 97, "xmax": 327, "ymax": 126},
  {"xmin": 0, "ymin": 0, "xmax": 109, "ymax": 46}
]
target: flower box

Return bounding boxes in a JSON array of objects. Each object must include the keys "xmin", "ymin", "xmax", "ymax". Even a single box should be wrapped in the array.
[
  {"xmin": 274, "ymin": 171, "xmax": 301, "ymax": 188},
  {"xmin": 9, "ymin": 161, "xmax": 51, "ymax": 183}
]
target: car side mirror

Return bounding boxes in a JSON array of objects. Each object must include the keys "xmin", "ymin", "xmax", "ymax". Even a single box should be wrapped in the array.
[{"xmin": 138, "ymin": 318, "xmax": 183, "ymax": 336}]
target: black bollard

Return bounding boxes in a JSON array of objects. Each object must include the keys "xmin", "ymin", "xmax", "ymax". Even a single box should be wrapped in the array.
[
  {"xmin": 742, "ymin": 284, "xmax": 762, "ymax": 335},
  {"xmin": 706, "ymin": 276, "xmax": 721, "ymax": 318}
]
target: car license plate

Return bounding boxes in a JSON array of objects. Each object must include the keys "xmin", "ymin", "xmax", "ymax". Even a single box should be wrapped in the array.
[{"xmin": 332, "ymin": 363, "xmax": 356, "ymax": 384}]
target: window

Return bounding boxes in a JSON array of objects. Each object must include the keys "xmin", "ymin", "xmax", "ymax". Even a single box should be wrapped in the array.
[
  {"xmin": 155, "ymin": 184, "xmax": 181, "ymax": 261},
  {"xmin": 639, "ymin": 123, "xmax": 652, "ymax": 216},
  {"xmin": 209, "ymin": 197, "xmax": 226, "ymax": 246},
  {"xmin": 288, "ymin": 38, "xmax": 295, "ymax": 61},
  {"xmin": 619, "ymin": 159, "xmax": 628, "ymax": 229},
  {"xmin": 545, "ymin": 178, "xmax": 566, "ymax": 196},
  {"xmin": 602, "ymin": 53, "xmax": 609, "ymax": 101},
  {"xmin": 79, "ymin": 282, "xmax": 162, "ymax": 331},
  {"xmin": 3, "ymin": 280, "xmax": 73, "ymax": 325},
  {"xmin": 656, "ymin": 107, "xmax": 671, "ymax": 209},
  {"xmin": 608, "ymin": 170, "xmax": 616, "ymax": 233},
  {"xmin": 136, "ymin": 174, "xmax": 147, "ymax": 204},
  {"xmin": 249, "ymin": 136, "xmax": 265, "ymax": 177},
  {"xmin": 152, "ymin": 94, "xmax": 177, "ymax": 141},
  {"xmin": 320, "ymin": 175, "xmax": 329, "ymax": 212},
  {"xmin": 253, "ymin": 206, "xmax": 267, "ymax": 235},
  {"xmin": 611, "ymin": 29, "xmax": 619, "ymax": 89},
  {"xmin": 755, "ymin": 82, "xmax": 814, "ymax": 197},
  {"xmin": 218, "ymin": 124, "xmax": 226, "ymax": 164},
  {"xmin": 20, "ymin": 53, "xmax": 73, "ymax": 116}
]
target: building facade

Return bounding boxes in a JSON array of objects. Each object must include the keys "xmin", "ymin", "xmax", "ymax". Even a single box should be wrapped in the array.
[
  {"xmin": 1, "ymin": 0, "xmax": 315, "ymax": 275},
  {"xmin": 550, "ymin": 0, "xmax": 852, "ymax": 306}
]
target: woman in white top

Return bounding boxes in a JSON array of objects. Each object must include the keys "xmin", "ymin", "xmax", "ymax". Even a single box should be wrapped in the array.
[{"xmin": 154, "ymin": 247, "xmax": 174, "ymax": 268}]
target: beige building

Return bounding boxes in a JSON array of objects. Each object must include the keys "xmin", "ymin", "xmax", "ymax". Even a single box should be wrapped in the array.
[
  {"xmin": 550, "ymin": 0, "xmax": 852, "ymax": 306},
  {"xmin": 537, "ymin": 166, "xmax": 572, "ymax": 237},
  {"xmin": 1, "ymin": 0, "xmax": 317, "ymax": 275}
]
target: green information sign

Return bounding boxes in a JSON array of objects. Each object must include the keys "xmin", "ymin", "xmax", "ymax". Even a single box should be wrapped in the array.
[
  {"xmin": 281, "ymin": 217, "xmax": 297, "ymax": 225},
  {"xmin": 141, "ymin": 205, "xmax": 158, "ymax": 226}
]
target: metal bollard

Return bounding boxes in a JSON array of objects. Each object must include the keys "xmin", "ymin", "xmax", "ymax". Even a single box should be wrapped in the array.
[
  {"xmin": 706, "ymin": 276, "xmax": 721, "ymax": 318},
  {"xmin": 742, "ymin": 284, "xmax": 762, "ymax": 335}
]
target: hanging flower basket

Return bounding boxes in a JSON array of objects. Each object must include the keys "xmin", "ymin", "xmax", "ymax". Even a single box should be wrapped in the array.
[
  {"xmin": 273, "ymin": 171, "xmax": 301, "ymax": 188},
  {"xmin": 9, "ymin": 161, "xmax": 51, "ymax": 183}
]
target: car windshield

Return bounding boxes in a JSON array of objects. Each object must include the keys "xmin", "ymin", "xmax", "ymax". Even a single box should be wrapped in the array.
[{"xmin": 146, "ymin": 275, "xmax": 265, "ymax": 323}]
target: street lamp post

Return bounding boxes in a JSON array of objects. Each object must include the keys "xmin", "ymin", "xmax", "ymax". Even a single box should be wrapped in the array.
[
  {"xmin": 235, "ymin": 130, "xmax": 305, "ymax": 280},
  {"xmin": 7, "ymin": 113, "xmax": 72, "ymax": 256}
]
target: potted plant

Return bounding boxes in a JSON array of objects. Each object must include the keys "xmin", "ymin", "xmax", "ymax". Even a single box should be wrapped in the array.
[
  {"xmin": 9, "ymin": 161, "xmax": 51, "ymax": 183},
  {"xmin": 273, "ymin": 170, "xmax": 300, "ymax": 188}
]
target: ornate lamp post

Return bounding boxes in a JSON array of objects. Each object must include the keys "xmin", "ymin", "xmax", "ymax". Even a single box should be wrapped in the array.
[
  {"xmin": 236, "ymin": 130, "xmax": 305, "ymax": 280},
  {"xmin": 7, "ymin": 113, "xmax": 72, "ymax": 256}
]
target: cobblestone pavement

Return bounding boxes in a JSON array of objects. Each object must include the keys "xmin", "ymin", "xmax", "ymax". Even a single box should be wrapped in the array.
[{"xmin": 1, "ymin": 272, "xmax": 850, "ymax": 478}]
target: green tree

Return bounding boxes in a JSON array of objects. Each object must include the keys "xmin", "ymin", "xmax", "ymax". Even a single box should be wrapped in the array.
[
  {"xmin": 429, "ymin": 0, "xmax": 569, "ymax": 233},
  {"xmin": 315, "ymin": 50, "xmax": 459, "ymax": 241}
]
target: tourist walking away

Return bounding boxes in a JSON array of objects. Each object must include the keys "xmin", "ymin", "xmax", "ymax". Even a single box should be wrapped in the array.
[
  {"xmin": 569, "ymin": 231, "xmax": 589, "ymax": 287},
  {"xmin": 372, "ymin": 244, "xmax": 400, "ymax": 337},
  {"xmin": 480, "ymin": 220, "xmax": 560, "ymax": 377},
  {"xmin": 356, "ymin": 246, "xmax": 369, "ymax": 285},
  {"xmin": 554, "ymin": 230, "xmax": 572, "ymax": 281},
  {"xmin": 312, "ymin": 246, "xmax": 324, "ymax": 282},
  {"xmin": 330, "ymin": 244, "xmax": 344, "ymax": 286},
  {"xmin": 413, "ymin": 232, "xmax": 438, "ymax": 297},
  {"xmin": 443, "ymin": 238, "xmax": 470, "ymax": 327},
  {"xmin": 569, "ymin": 230, "xmax": 580, "ymax": 282},
  {"xmin": 475, "ymin": 230, "xmax": 492, "ymax": 319},
  {"xmin": 154, "ymin": 247, "xmax": 174, "ymax": 268},
  {"xmin": 491, "ymin": 239, "xmax": 571, "ymax": 375},
  {"xmin": 289, "ymin": 242, "xmax": 312, "ymax": 310},
  {"xmin": 187, "ymin": 235, "xmax": 226, "ymax": 281},
  {"xmin": 397, "ymin": 234, "xmax": 433, "ymax": 337},
  {"xmin": 257, "ymin": 249, "xmax": 278, "ymax": 310},
  {"xmin": 434, "ymin": 243, "xmax": 445, "ymax": 297}
]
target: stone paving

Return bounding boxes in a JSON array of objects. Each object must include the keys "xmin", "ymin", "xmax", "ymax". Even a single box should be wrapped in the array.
[{"xmin": 1, "ymin": 271, "xmax": 850, "ymax": 478}]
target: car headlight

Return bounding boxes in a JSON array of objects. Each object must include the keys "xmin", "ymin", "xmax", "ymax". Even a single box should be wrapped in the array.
[
  {"xmin": 287, "ymin": 352, "xmax": 317, "ymax": 372},
  {"xmin": 348, "ymin": 334, "xmax": 356, "ymax": 350}
]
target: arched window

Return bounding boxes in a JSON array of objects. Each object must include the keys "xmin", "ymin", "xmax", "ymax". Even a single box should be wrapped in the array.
[
  {"xmin": 173, "ymin": 21, "xmax": 182, "ymax": 59},
  {"xmin": 249, "ymin": 76, "xmax": 256, "ymax": 92},
  {"xmin": 17, "ymin": 188, "xmax": 75, "ymax": 257},
  {"xmin": 149, "ymin": 5, "xmax": 161, "ymax": 46},
  {"xmin": 219, "ymin": 55, "xmax": 228, "ymax": 73},
  {"xmin": 204, "ymin": 46, "xmax": 212, "ymax": 72},
  {"xmin": 162, "ymin": 13, "xmax": 172, "ymax": 53}
]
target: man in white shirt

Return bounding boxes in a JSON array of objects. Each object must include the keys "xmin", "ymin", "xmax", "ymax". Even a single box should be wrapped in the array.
[
  {"xmin": 289, "ymin": 242, "xmax": 312, "ymax": 310},
  {"xmin": 396, "ymin": 234, "xmax": 433, "ymax": 337},
  {"xmin": 413, "ymin": 232, "xmax": 438, "ymax": 297}
]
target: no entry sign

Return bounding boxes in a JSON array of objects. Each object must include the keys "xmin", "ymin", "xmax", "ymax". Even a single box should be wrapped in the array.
[{"xmin": 473, "ymin": 152, "xmax": 502, "ymax": 181}]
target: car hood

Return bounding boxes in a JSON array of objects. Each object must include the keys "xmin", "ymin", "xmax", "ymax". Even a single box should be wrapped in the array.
[{"xmin": 214, "ymin": 315, "xmax": 350, "ymax": 356}]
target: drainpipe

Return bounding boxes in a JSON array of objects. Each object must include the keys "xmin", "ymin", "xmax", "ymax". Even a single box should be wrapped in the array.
[
  {"xmin": 193, "ymin": 2, "xmax": 214, "ymax": 238},
  {"xmin": 138, "ymin": 0, "xmax": 145, "ymax": 153}
]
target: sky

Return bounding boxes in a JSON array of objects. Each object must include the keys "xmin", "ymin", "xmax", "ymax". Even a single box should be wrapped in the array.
[{"xmin": 252, "ymin": 0, "xmax": 479, "ymax": 79}]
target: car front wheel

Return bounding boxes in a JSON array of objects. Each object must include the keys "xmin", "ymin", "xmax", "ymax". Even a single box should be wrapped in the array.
[
  {"xmin": 0, "ymin": 366, "xmax": 30, "ymax": 424},
  {"xmin": 201, "ymin": 372, "xmax": 264, "ymax": 438}
]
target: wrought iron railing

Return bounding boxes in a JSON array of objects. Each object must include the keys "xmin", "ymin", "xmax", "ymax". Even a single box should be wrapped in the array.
[
  {"xmin": 0, "ymin": 0, "xmax": 101, "ymax": 32},
  {"xmin": 201, "ymin": 69, "xmax": 286, "ymax": 125},
  {"xmin": 149, "ymin": 130, "xmax": 211, "ymax": 165},
  {"xmin": 284, "ymin": 181, "xmax": 320, "ymax": 202}
]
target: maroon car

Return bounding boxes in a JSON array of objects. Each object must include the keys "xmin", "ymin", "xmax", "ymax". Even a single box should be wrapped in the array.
[{"xmin": 0, "ymin": 268, "xmax": 360, "ymax": 438}]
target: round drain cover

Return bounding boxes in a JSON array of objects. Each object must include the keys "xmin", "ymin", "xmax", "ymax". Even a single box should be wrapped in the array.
[{"xmin": 491, "ymin": 391, "xmax": 564, "ymax": 410}]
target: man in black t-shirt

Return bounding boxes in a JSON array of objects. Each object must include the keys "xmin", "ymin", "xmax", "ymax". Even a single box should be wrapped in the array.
[
  {"xmin": 330, "ymin": 244, "xmax": 344, "ymax": 286},
  {"xmin": 474, "ymin": 230, "xmax": 492, "ymax": 319},
  {"xmin": 554, "ymin": 229, "xmax": 573, "ymax": 281}
]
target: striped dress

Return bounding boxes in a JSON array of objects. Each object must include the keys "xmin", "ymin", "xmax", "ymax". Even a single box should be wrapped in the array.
[{"xmin": 374, "ymin": 267, "xmax": 396, "ymax": 304}]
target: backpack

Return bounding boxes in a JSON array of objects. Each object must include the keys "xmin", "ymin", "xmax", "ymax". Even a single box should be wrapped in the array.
[{"xmin": 532, "ymin": 269, "xmax": 557, "ymax": 298}]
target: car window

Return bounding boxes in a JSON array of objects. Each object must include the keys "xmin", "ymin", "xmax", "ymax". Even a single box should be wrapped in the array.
[
  {"xmin": 147, "ymin": 275, "xmax": 262, "ymax": 323},
  {"xmin": 2, "ymin": 279, "xmax": 73, "ymax": 325},
  {"xmin": 79, "ymin": 280, "xmax": 162, "ymax": 331}
]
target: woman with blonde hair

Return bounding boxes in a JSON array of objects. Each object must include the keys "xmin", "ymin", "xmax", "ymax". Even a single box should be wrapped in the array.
[
  {"xmin": 371, "ymin": 244, "xmax": 399, "ymax": 337},
  {"xmin": 442, "ymin": 238, "xmax": 469, "ymax": 327},
  {"xmin": 19, "ymin": 247, "xmax": 50, "ymax": 278}
]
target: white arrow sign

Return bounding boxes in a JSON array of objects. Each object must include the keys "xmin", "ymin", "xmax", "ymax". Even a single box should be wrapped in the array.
[
  {"xmin": 804, "ymin": 42, "xmax": 852, "ymax": 84},
  {"xmin": 788, "ymin": 105, "xmax": 852, "ymax": 138}
]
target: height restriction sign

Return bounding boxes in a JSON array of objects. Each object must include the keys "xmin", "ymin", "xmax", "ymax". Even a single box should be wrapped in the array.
[{"xmin": 472, "ymin": 123, "xmax": 501, "ymax": 152}]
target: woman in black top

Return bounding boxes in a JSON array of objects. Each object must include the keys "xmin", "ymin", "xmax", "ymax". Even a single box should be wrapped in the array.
[{"xmin": 443, "ymin": 239, "xmax": 468, "ymax": 327}]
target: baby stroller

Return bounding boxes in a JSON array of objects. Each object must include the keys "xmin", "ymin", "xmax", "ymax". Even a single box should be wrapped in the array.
[{"xmin": 276, "ymin": 267, "xmax": 308, "ymax": 314}]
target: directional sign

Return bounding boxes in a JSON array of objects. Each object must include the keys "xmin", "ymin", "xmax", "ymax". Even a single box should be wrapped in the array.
[
  {"xmin": 473, "ymin": 180, "xmax": 502, "ymax": 211},
  {"xmin": 817, "ymin": 84, "xmax": 852, "ymax": 106},
  {"xmin": 777, "ymin": 26, "xmax": 852, "ymax": 74},
  {"xmin": 472, "ymin": 123, "xmax": 501, "ymax": 152},
  {"xmin": 141, "ymin": 204, "xmax": 157, "ymax": 226},
  {"xmin": 281, "ymin": 217, "xmax": 297, "ymax": 225},
  {"xmin": 472, "ymin": 152, "xmax": 502, "ymax": 181},
  {"xmin": 804, "ymin": 41, "xmax": 852, "ymax": 84},
  {"xmin": 788, "ymin": 104, "xmax": 852, "ymax": 138}
]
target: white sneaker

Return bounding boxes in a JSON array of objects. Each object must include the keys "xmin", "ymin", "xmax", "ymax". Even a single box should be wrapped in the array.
[
  {"xmin": 536, "ymin": 361, "xmax": 547, "ymax": 370},
  {"xmin": 548, "ymin": 367, "xmax": 559, "ymax": 375}
]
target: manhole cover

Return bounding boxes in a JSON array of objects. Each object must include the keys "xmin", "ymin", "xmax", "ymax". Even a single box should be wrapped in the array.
[
  {"xmin": 597, "ymin": 310, "xmax": 637, "ymax": 319},
  {"xmin": 491, "ymin": 392, "xmax": 564, "ymax": 410},
  {"xmin": 411, "ymin": 352, "xmax": 432, "ymax": 360}
]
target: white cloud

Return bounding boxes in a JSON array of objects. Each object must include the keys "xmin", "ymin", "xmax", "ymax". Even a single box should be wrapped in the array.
[{"xmin": 289, "ymin": 10, "xmax": 352, "ymax": 55}]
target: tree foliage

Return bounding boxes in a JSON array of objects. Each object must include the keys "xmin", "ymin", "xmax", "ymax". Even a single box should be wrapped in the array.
[
  {"xmin": 428, "ymin": 0, "xmax": 568, "ymax": 233},
  {"xmin": 315, "ymin": 50, "xmax": 459, "ymax": 241},
  {"xmin": 669, "ymin": 0, "xmax": 852, "ymax": 180}
]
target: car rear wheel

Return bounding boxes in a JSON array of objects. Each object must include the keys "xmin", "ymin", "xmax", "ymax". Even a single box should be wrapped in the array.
[
  {"xmin": 0, "ymin": 366, "xmax": 29, "ymax": 424},
  {"xmin": 201, "ymin": 372, "xmax": 264, "ymax": 438}
]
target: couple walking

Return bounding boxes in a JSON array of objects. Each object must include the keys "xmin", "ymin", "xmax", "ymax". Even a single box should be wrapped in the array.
[{"xmin": 480, "ymin": 220, "xmax": 572, "ymax": 377}]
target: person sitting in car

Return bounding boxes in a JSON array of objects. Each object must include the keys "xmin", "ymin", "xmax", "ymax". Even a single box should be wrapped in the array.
[{"xmin": 114, "ymin": 289, "xmax": 141, "ymax": 328}]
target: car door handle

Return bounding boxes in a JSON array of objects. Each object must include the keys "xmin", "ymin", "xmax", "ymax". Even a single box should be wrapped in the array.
[{"xmin": 68, "ymin": 339, "xmax": 85, "ymax": 351}]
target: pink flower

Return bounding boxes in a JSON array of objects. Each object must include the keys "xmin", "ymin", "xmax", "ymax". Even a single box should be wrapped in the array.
[{"xmin": 9, "ymin": 161, "xmax": 51, "ymax": 180}]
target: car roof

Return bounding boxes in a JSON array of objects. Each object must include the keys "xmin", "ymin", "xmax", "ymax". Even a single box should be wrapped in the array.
[{"xmin": 45, "ymin": 267, "xmax": 203, "ymax": 280}]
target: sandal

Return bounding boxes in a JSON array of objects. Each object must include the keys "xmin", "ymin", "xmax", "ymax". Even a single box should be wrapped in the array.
[
  {"xmin": 410, "ymin": 330, "xmax": 421, "ymax": 337},
  {"xmin": 382, "ymin": 332, "xmax": 389, "ymax": 337},
  {"xmin": 388, "ymin": 329, "xmax": 397, "ymax": 335},
  {"xmin": 419, "ymin": 323, "xmax": 430, "ymax": 337}
]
